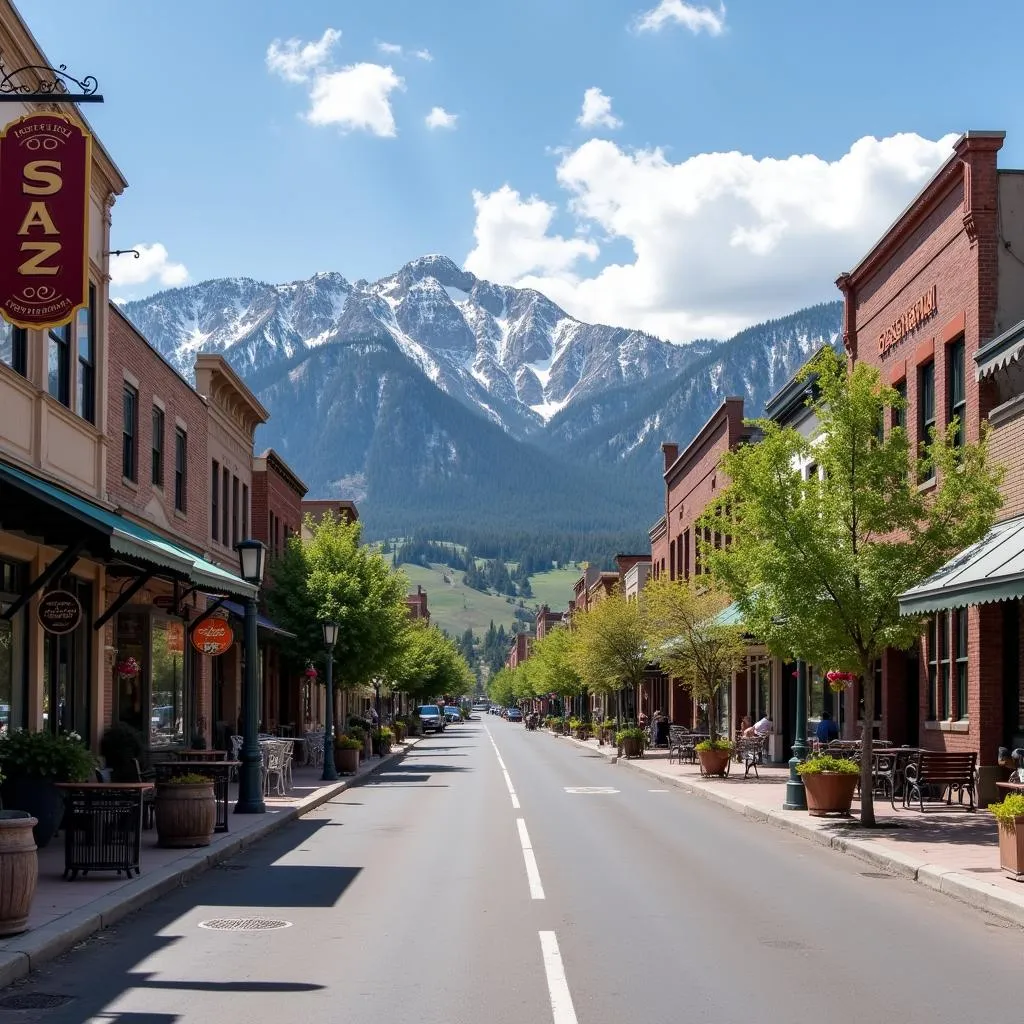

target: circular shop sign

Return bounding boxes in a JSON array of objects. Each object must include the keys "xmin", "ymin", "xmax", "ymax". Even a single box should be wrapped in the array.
[
  {"xmin": 37, "ymin": 590, "xmax": 83, "ymax": 635},
  {"xmin": 191, "ymin": 617, "xmax": 234, "ymax": 657}
]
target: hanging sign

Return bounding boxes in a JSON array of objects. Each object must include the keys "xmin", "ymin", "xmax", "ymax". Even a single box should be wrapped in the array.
[
  {"xmin": 0, "ymin": 112, "xmax": 91, "ymax": 330},
  {"xmin": 37, "ymin": 589, "xmax": 82, "ymax": 634},
  {"xmin": 166, "ymin": 621, "xmax": 185, "ymax": 654},
  {"xmin": 191, "ymin": 616, "xmax": 234, "ymax": 657}
]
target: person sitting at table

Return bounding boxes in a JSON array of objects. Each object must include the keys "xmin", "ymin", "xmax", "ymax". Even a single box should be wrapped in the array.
[
  {"xmin": 738, "ymin": 715, "xmax": 752, "ymax": 734},
  {"xmin": 815, "ymin": 710, "xmax": 839, "ymax": 744},
  {"xmin": 742, "ymin": 714, "xmax": 772, "ymax": 738}
]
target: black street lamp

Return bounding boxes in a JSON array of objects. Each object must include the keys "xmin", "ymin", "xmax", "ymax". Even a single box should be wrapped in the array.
[
  {"xmin": 234, "ymin": 539, "xmax": 267, "ymax": 814},
  {"xmin": 321, "ymin": 620, "xmax": 339, "ymax": 782},
  {"xmin": 783, "ymin": 659, "xmax": 810, "ymax": 811}
]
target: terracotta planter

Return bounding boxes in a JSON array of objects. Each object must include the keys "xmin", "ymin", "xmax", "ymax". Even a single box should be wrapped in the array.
[
  {"xmin": 335, "ymin": 746, "xmax": 360, "ymax": 775},
  {"xmin": 997, "ymin": 817, "xmax": 1024, "ymax": 880},
  {"xmin": 802, "ymin": 771, "xmax": 858, "ymax": 817},
  {"xmin": 620, "ymin": 736, "xmax": 643, "ymax": 759},
  {"xmin": 0, "ymin": 811, "xmax": 38, "ymax": 936},
  {"xmin": 697, "ymin": 747, "xmax": 731, "ymax": 777},
  {"xmin": 155, "ymin": 781, "xmax": 216, "ymax": 848}
]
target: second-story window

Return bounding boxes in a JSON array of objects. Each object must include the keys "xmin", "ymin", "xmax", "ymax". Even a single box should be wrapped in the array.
[
  {"xmin": 75, "ymin": 287, "xmax": 96, "ymax": 423},
  {"xmin": 211, "ymin": 460, "xmax": 220, "ymax": 542},
  {"xmin": 174, "ymin": 428, "xmax": 187, "ymax": 512},
  {"xmin": 892, "ymin": 380, "xmax": 906, "ymax": 430},
  {"xmin": 0, "ymin": 323, "xmax": 27, "ymax": 377},
  {"xmin": 231, "ymin": 476, "xmax": 239, "ymax": 547},
  {"xmin": 242, "ymin": 483, "xmax": 249, "ymax": 540},
  {"xmin": 948, "ymin": 337, "xmax": 966, "ymax": 448},
  {"xmin": 48, "ymin": 324, "xmax": 70, "ymax": 407},
  {"xmin": 918, "ymin": 360, "xmax": 935, "ymax": 482},
  {"xmin": 122, "ymin": 383, "xmax": 138, "ymax": 482},
  {"xmin": 151, "ymin": 406, "xmax": 164, "ymax": 487},
  {"xmin": 222, "ymin": 467, "xmax": 229, "ymax": 544}
]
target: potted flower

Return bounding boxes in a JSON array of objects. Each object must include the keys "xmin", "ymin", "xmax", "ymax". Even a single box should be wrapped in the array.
[
  {"xmin": 372, "ymin": 727, "xmax": 394, "ymax": 757},
  {"xmin": 0, "ymin": 730, "xmax": 95, "ymax": 848},
  {"xmin": 989, "ymin": 793, "xmax": 1024, "ymax": 879},
  {"xmin": 825, "ymin": 670, "xmax": 857, "ymax": 694},
  {"xmin": 155, "ymin": 772, "xmax": 216, "ymax": 848},
  {"xmin": 0, "ymin": 765, "xmax": 38, "ymax": 936},
  {"xmin": 616, "ymin": 726, "xmax": 646, "ymax": 759},
  {"xmin": 303, "ymin": 664, "xmax": 318, "ymax": 683},
  {"xmin": 335, "ymin": 735, "xmax": 362, "ymax": 775},
  {"xmin": 391, "ymin": 719, "xmax": 407, "ymax": 743},
  {"xmin": 695, "ymin": 738, "xmax": 734, "ymax": 776},
  {"xmin": 347, "ymin": 725, "xmax": 367, "ymax": 762},
  {"xmin": 115, "ymin": 656, "xmax": 140, "ymax": 679},
  {"xmin": 796, "ymin": 753, "xmax": 860, "ymax": 816}
]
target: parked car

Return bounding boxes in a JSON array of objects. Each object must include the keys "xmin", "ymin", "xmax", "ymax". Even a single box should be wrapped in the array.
[
  {"xmin": 417, "ymin": 705, "xmax": 445, "ymax": 733},
  {"xmin": 444, "ymin": 706, "xmax": 462, "ymax": 723},
  {"xmin": 507, "ymin": 708, "xmax": 523, "ymax": 722}
]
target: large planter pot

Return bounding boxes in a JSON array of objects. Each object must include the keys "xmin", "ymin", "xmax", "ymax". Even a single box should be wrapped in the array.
[
  {"xmin": 997, "ymin": 817, "xmax": 1024, "ymax": 880},
  {"xmin": 155, "ymin": 781, "xmax": 216, "ymax": 848},
  {"xmin": 0, "ymin": 811, "xmax": 38, "ymax": 936},
  {"xmin": 620, "ymin": 736, "xmax": 643, "ymax": 759},
  {"xmin": 1, "ymin": 778, "xmax": 63, "ymax": 849},
  {"xmin": 335, "ymin": 746, "xmax": 360, "ymax": 775},
  {"xmin": 697, "ymin": 748, "xmax": 731, "ymax": 777},
  {"xmin": 372, "ymin": 738, "xmax": 392, "ymax": 757},
  {"xmin": 802, "ymin": 771, "xmax": 858, "ymax": 817}
]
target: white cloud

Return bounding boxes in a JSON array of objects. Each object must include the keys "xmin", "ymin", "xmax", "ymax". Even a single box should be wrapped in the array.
[
  {"xmin": 634, "ymin": 0, "xmax": 726, "ymax": 34},
  {"xmin": 464, "ymin": 185, "xmax": 599, "ymax": 281},
  {"xmin": 376, "ymin": 42, "xmax": 432, "ymax": 61},
  {"xmin": 464, "ymin": 133, "xmax": 958, "ymax": 342},
  {"xmin": 377, "ymin": 41, "xmax": 404, "ymax": 55},
  {"xmin": 425, "ymin": 106, "xmax": 458, "ymax": 130},
  {"xmin": 109, "ymin": 243, "xmax": 189, "ymax": 291},
  {"xmin": 266, "ymin": 27, "xmax": 341, "ymax": 83},
  {"xmin": 306, "ymin": 63, "xmax": 405, "ymax": 136},
  {"xmin": 414, "ymin": 49, "xmax": 433, "ymax": 62},
  {"xmin": 577, "ymin": 87, "xmax": 622, "ymax": 130}
]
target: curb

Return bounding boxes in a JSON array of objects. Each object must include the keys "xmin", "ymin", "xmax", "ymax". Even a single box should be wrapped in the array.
[
  {"xmin": 557, "ymin": 733, "xmax": 1024, "ymax": 928},
  {"xmin": 0, "ymin": 738, "xmax": 421, "ymax": 989}
]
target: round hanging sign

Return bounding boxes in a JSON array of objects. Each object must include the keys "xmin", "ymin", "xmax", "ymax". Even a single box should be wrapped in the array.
[
  {"xmin": 191, "ymin": 617, "xmax": 234, "ymax": 657},
  {"xmin": 37, "ymin": 590, "xmax": 82, "ymax": 635}
]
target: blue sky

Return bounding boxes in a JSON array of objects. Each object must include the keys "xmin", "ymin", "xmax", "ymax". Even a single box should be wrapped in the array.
[{"xmin": 17, "ymin": 0, "xmax": 1024, "ymax": 340}]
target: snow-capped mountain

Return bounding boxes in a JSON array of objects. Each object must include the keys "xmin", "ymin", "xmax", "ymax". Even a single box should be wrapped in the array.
[{"xmin": 122, "ymin": 257, "xmax": 842, "ymax": 542}]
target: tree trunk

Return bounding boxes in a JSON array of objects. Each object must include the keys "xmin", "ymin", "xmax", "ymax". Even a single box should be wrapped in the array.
[{"xmin": 859, "ymin": 658, "xmax": 876, "ymax": 827}]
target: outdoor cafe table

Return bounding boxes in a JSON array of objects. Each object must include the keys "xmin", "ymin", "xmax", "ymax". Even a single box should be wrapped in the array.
[
  {"xmin": 174, "ymin": 749, "xmax": 227, "ymax": 762},
  {"xmin": 153, "ymin": 761, "xmax": 239, "ymax": 833},
  {"xmin": 54, "ymin": 782, "xmax": 154, "ymax": 880}
]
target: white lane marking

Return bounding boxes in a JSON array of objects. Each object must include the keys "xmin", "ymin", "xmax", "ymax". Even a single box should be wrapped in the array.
[
  {"xmin": 516, "ymin": 818, "xmax": 545, "ymax": 900},
  {"xmin": 648, "ymin": 789, "xmax": 670, "ymax": 793},
  {"xmin": 539, "ymin": 931, "xmax": 579, "ymax": 1024},
  {"xmin": 563, "ymin": 786, "xmax": 619, "ymax": 794},
  {"xmin": 486, "ymin": 725, "xmax": 519, "ymax": 808}
]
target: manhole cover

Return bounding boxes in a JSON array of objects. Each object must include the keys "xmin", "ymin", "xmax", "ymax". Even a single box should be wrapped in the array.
[
  {"xmin": 0, "ymin": 993, "xmax": 73, "ymax": 1009},
  {"xmin": 198, "ymin": 918, "xmax": 292, "ymax": 931},
  {"xmin": 860, "ymin": 871, "xmax": 895, "ymax": 879}
]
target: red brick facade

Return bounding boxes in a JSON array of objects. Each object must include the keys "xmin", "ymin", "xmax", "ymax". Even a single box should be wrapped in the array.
[
  {"xmin": 252, "ymin": 449, "xmax": 307, "ymax": 558},
  {"xmin": 406, "ymin": 585, "xmax": 429, "ymax": 623}
]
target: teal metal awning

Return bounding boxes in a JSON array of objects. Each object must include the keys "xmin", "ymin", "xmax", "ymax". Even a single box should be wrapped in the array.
[
  {"xmin": 898, "ymin": 515, "xmax": 1024, "ymax": 615},
  {"xmin": 0, "ymin": 461, "xmax": 256, "ymax": 599},
  {"xmin": 711, "ymin": 601, "xmax": 744, "ymax": 627}
]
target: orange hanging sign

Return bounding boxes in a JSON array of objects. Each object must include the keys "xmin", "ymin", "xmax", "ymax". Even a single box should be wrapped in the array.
[{"xmin": 191, "ymin": 617, "xmax": 234, "ymax": 657}]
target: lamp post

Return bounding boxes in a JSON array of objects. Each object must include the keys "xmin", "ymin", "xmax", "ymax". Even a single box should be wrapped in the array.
[
  {"xmin": 783, "ymin": 658, "xmax": 810, "ymax": 811},
  {"xmin": 321, "ymin": 620, "xmax": 339, "ymax": 782},
  {"xmin": 234, "ymin": 539, "xmax": 267, "ymax": 814}
]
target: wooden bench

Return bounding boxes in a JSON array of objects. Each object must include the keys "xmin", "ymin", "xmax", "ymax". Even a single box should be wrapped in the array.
[
  {"xmin": 903, "ymin": 751, "xmax": 977, "ymax": 812},
  {"xmin": 734, "ymin": 736, "xmax": 767, "ymax": 779}
]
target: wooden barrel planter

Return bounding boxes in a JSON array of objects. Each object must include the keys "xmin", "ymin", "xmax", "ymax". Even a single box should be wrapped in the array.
[
  {"xmin": 620, "ymin": 736, "xmax": 644, "ymax": 759},
  {"xmin": 802, "ymin": 772, "xmax": 858, "ymax": 817},
  {"xmin": 335, "ymin": 746, "xmax": 360, "ymax": 776},
  {"xmin": 0, "ymin": 812, "xmax": 38, "ymax": 936},
  {"xmin": 155, "ymin": 780, "xmax": 216, "ymax": 848}
]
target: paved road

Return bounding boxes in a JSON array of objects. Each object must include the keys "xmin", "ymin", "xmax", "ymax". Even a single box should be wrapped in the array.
[{"xmin": 0, "ymin": 721, "xmax": 1020, "ymax": 1023}]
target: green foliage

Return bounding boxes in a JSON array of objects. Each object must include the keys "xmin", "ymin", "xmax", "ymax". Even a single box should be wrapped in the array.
[
  {"xmin": 388, "ymin": 622, "xmax": 474, "ymax": 701},
  {"xmin": 347, "ymin": 725, "xmax": 367, "ymax": 744},
  {"xmin": 616, "ymin": 726, "xmax": 647, "ymax": 745},
  {"xmin": 373, "ymin": 727, "xmax": 394, "ymax": 742},
  {"xmin": 989, "ymin": 794, "xmax": 1024, "ymax": 826},
  {"xmin": 528, "ymin": 628, "xmax": 582, "ymax": 702},
  {"xmin": 695, "ymin": 738, "xmax": 734, "ymax": 753},
  {"xmin": 704, "ymin": 347, "xmax": 1003, "ymax": 824},
  {"xmin": 795, "ymin": 754, "xmax": 859, "ymax": 775},
  {"xmin": 161, "ymin": 773, "xmax": 213, "ymax": 785},
  {"xmin": 569, "ymin": 590, "xmax": 647, "ymax": 698},
  {"xmin": 0, "ymin": 730, "xmax": 95, "ymax": 782},
  {"xmin": 336, "ymin": 736, "xmax": 363, "ymax": 750}
]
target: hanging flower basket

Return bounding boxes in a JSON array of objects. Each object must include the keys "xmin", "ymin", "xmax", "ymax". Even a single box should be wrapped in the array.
[
  {"xmin": 304, "ymin": 665, "xmax": 319, "ymax": 682},
  {"xmin": 115, "ymin": 657, "xmax": 140, "ymax": 679},
  {"xmin": 825, "ymin": 670, "xmax": 857, "ymax": 694}
]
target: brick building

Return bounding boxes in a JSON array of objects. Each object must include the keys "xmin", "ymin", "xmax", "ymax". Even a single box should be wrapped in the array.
[
  {"xmin": 535, "ymin": 604, "xmax": 563, "ymax": 639},
  {"xmin": 405, "ymin": 585, "xmax": 429, "ymax": 623},
  {"xmin": 300, "ymin": 499, "xmax": 358, "ymax": 538},
  {"xmin": 507, "ymin": 632, "xmax": 531, "ymax": 670},
  {"xmin": 836, "ymin": 130, "xmax": 1024, "ymax": 800}
]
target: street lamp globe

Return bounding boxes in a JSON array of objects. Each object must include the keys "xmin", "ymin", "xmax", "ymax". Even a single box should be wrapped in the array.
[
  {"xmin": 322, "ymin": 620, "xmax": 339, "ymax": 648},
  {"xmin": 235, "ymin": 539, "xmax": 267, "ymax": 586}
]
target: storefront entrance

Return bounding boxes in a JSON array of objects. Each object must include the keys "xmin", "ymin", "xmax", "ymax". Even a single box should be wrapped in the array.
[{"xmin": 42, "ymin": 577, "xmax": 93, "ymax": 743}]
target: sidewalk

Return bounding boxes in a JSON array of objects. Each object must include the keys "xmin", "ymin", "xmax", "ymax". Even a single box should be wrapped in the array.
[
  {"xmin": 0, "ymin": 738, "xmax": 420, "ymax": 989},
  {"xmin": 557, "ymin": 732, "xmax": 1024, "ymax": 927}
]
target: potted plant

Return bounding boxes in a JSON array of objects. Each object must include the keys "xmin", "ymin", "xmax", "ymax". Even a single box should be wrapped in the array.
[
  {"xmin": 99, "ymin": 721, "xmax": 146, "ymax": 782},
  {"xmin": 391, "ymin": 719, "xmax": 407, "ymax": 743},
  {"xmin": 796, "ymin": 753, "xmax": 860, "ymax": 816},
  {"xmin": 0, "ymin": 766, "xmax": 38, "ymax": 937},
  {"xmin": 334, "ymin": 736, "xmax": 362, "ymax": 775},
  {"xmin": 347, "ymin": 725, "xmax": 367, "ymax": 761},
  {"xmin": 695, "ymin": 738, "xmax": 733, "ymax": 776},
  {"xmin": 0, "ymin": 730, "xmax": 95, "ymax": 848},
  {"xmin": 617, "ymin": 726, "xmax": 646, "ymax": 759},
  {"xmin": 989, "ymin": 793, "xmax": 1024, "ymax": 879},
  {"xmin": 372, "ymin": 727, "xmax": 394, "ymax": 757},
  {"xmin": 155, "ymin": 772, "xmax": 216, "ymax": 848},
  {"xmin": 597, "ymin": 719, "xmax": 615, "ymax": 745}
]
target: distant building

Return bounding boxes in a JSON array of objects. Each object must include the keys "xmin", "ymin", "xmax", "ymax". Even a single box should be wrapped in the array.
[
  {"xmin": 616, "ymin": 554, "xmax": 652, "ymax": 600},
  {"xmin": 300, "ymin": 498, "xmax": 359, "ymax": 539},
  {"xmin": 507, "ymin": 632, "xmax": 532, "ymax": 670},
  {"xmin": 406, "ymin": 584, "xmax": 429, "ymax": 624},
  {"xmin": 536, "ymin": 604, "xmax": 564, "ymax": 639}
]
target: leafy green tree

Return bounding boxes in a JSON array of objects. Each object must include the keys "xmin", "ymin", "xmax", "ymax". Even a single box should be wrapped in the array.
[
  {"xmin": 265, "ymin": 532, "xmax": 325, "ymax": 675},
  {"xmin": 703, "ymin": 348, "xmax": 1003, "ymax": 824},
  {"xmin": 528, "ymin": 627, "xmax": 582, "ymax": 709},
  {"xmin": 488, "ymin": 667, "xmax": 516, "ymax": 708},
  {"xmin": 643, "ymin": 575, "xmax": 745, "ymax": 742},
  {"xmin": 389, "ymin": 622, "xmax": 474, "ymax": 703}
]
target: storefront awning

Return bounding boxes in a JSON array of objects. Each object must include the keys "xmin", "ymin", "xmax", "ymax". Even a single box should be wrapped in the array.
[
  {"xmin": 220, "ymin": 600, "xmax": 295, "ymax": 639},
  {"xmin": 976, "ymin": 318, "xmax": 1024, "ymax": 380},
  {"xmin": 712, "ymin": 601, "xmax": 744, "ymax": 627},
  {"xmin": 898, "ymin": 515, "xmax": 1024, "ymax": 615},
  {"xmin": 0, "ymin": 461, "xmax": 256, "ymax": 600}
]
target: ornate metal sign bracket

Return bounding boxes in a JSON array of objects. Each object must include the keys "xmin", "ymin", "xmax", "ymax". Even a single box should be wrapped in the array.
[{"xmin": 0, "ymin": 54, "xmax": 102, "ymax": 103}]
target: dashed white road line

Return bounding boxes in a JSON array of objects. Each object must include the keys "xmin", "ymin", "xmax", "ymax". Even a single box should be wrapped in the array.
[
  {"xmin": 485, "ymin": 726, "xmax": 520, "ymax": 808},
  {"xmin": 648, "ymin": 789, "xmax": 670, "ymax": 793},
  {"xmin": 516, "ymin": 818, "xmax": 546, "ymax": 900},
  {"xmin": 539, "ymin": 931, "xmax": 579, "ymax": 1024}
]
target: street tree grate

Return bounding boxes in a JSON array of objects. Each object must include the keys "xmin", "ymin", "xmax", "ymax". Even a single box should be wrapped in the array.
[
  {"xmin": 198, "ymin": 918, "xmax": 292, "ymax": 931},
  {"xmin": 0, "ymin": 993, "xmax": 73, "ymax": 1009}
]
